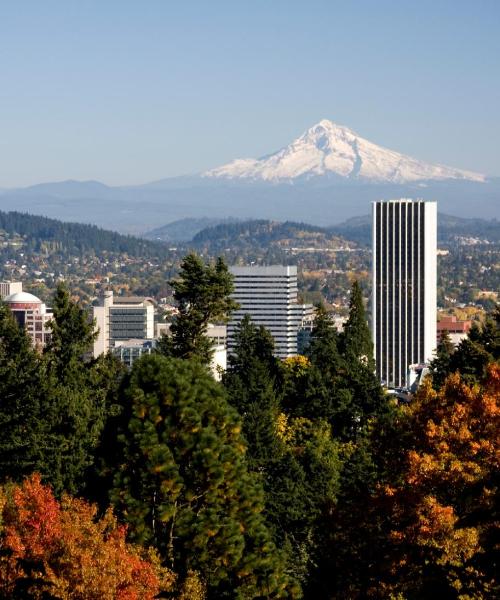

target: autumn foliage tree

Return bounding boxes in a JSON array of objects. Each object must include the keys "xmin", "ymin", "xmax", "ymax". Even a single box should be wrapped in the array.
[
  {"xmin": 0, "ymin": 474, "xmax": 172, "ymax": 599},
  {"xmin": 372, "ymin": 365, "xmax": 500, "ymax": 598}
]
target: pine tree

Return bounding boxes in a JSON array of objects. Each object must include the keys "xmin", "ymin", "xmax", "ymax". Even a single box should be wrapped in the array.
[
  {"xmin": 430, "ymin": 330, "xmax": 455, "ymax": 388},
  {"xmin": 163, "ymin": 254, "xmax": 238, "ymax": 365},
  {"xmin": 432, "ymin": 308, "xmax": 500, "ymax": 386},
  {"xmin": 306, "ymin": 304, "xmax": 343, "ymax": 378},
  {"xmin": 108, "ymin": 354, "xmax": 297, "ymax": 598},
  {"xmin": 223, "ymin": 315, "xmax": 282, "ymax": 469},
  {"xmin": 0, "ymin": 302, "xmax": 45, "ymax": 481},
  {"xmin": 339, "ymin": 280, "xmax": 374, "ymax": 370},
  {"xmin": 44, "ymin": 282, "xmax": 97, "ymax": 383},
  {"xmin": 40, "ymin": 284, "xmax": 118, "ymax": 495}
]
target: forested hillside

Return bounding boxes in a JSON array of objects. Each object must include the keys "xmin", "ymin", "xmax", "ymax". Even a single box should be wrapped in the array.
[{"xmin": 0, "ymin": 210, "xmax": 169, "ymax": 257}]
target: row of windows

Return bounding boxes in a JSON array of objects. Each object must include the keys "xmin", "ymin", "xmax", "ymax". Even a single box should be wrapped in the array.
[{"xmin": 374, "ymin": 202, "xmax": 429, "ymax": 387}]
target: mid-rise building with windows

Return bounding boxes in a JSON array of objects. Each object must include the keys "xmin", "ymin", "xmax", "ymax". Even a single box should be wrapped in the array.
[
  {"xmin": 93, "ymin": 291, "xmax": 154, "ymax": 357},
  {"xmin": 228, "ymin": 265, "xmax": 308, "ymax": 359},
  {"xmin": 372, "ymin": 199, "xmax": 437, "ymax": 388}
]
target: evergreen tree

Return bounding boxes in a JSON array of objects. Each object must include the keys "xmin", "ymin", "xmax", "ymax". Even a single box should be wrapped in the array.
[
  {"xmin": 447, "ymin": 337, "xmax": 492, "ymax": 385},
  {"xmin": 44, "ymin": 282, "xmax": 97, "ymax": 383},
  {"xmin": 108, "ymin": 354, "xmax": 296, "ymax": 599},
  {"xmin": 162, "ymin": 254, "xmax": 238, "ymax": 365},
  {"xmin": 339, "ymin": 282, "xmax": 388, "ymax": 440},
  {"xmin": 306, "ymin": 304, "xmax": 343, "ymax": 378},
  {"xmin": 430, "ymin": 330, "xmax": 455, "ymax": 388},
  {"xmin": 339, "ymin": 280, "xmax": 374, "ymax": 370},
  {"xmin": 41, "ymin": 284, "xmax": 118, "ymax": 495},
  {"xmin": 432, "ymin": 308, "xmax": 500, "ymax": 386},
  {"xmin": 0, "ymin": 302, "xmax": 44, "ymax": 481},
  {"xmin": 223, "ymin": 316, "xmax": 282, "ymax": 469}
]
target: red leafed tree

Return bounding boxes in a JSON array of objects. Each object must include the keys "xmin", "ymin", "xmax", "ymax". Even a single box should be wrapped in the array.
[{"xmin": 0, "ymin": 474, "xmax": 174, "ymax": 599}]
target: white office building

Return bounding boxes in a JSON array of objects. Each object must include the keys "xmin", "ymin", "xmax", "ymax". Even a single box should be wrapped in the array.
[
  {"xmin": 372, "ymin": 199, "xmax": 437, "ymax": 388},
  {"xmin": 228, "ymin": 265, "xmax": 303, "ymax": 359},
  {"xmin": 93, "ymin": 291, "xmax": 154, "ymax": 357}
]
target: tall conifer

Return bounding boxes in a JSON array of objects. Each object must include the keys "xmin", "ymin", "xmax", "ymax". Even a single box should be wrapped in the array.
[
  {"xmin": 108, "ymin": 355, "xmax": 296, "ymax": 598},
  {"xmin": 339, "ymin": 280, "xmax": 374, "ymax": 370},
  {"xmin": 163, "ymin": 254, "xmax": 238, "ymax": 365}
]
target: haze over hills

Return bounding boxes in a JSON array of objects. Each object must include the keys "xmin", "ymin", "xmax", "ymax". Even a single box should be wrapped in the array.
[{"xmin": 0, "ymin": 120, "xmax": 498, "ymax": 233}]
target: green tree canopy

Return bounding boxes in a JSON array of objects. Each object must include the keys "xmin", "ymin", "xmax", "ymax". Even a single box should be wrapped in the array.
[
  {"xmin": 44, "ymin": 282, "xmax": 97, "ymax": 383},
  {"xmin": 339, "ymin": 280, "xmax": 374, "ymax": 371},
  {"xmin": 223, "ymin": 315, "xmax": 282, "ymax": 469},
  {"xmin": 430, "ymin": 330, "xmax": 455, "ymax": 389},
  {"xmin": 159, "ymin": 254, "xmax": 238, "ymax": 365},
  {"xmin": 0, "ymin": 301, "xmax": 45, "ymax": 482},
  {"xmin": 108, "ymin": 354, "xmax": 296, "ymax": 599},
  {"xmin": 0, "ymin": 284, "xmax": 120, "ymax": 496}
]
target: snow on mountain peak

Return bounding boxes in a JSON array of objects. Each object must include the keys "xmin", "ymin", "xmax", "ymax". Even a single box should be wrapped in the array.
[{"xmin": 203, "ymin": 120, "xmax": 485, "ymax": 184}]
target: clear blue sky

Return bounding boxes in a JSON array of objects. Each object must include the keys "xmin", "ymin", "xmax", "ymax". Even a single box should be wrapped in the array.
[{"xmin": 1, "ymin": 0, "xmax": 499, "ymax": 186}]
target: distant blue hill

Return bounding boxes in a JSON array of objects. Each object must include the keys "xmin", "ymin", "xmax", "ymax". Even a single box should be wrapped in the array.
[{"xmin": 1, "ymin": 177, "xmax": 498, "ymax": 234}]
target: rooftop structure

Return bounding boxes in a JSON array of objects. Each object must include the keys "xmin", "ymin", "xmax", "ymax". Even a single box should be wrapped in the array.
[{"xmin": 437, "ymin": 314, "xmax": 472, "ymax": 346}]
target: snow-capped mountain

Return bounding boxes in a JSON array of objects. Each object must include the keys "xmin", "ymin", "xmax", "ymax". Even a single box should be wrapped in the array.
[{"xmin": 204, "ymin": 119, "xmax": 485, "ymax": 184}]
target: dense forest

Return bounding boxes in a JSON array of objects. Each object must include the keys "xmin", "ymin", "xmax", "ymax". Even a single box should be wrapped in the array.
[
  {"xmin": 0, "ymin": 253, "xmax": 498, "ymax": 598},
  {"xmin": 0, "ymin": 210, "xmax": 170, "ymax": 257}
]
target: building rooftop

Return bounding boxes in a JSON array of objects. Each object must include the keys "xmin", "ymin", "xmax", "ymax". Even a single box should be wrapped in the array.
[
  {"xmin": 113, "ymin": 296, "xmax": 155, "ymax": 305},
  {"xmin": 4, "ymin": 291, "xmax": 42, "ymax": 304}
]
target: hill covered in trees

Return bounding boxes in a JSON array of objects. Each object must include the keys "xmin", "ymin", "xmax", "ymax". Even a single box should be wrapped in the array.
[
  {"xmin": 0, "ymin": 210, "xmax": 170, "ymax": 257},
  {"xmin": 328, "ymin": 212, "xmax": 500, "ymax": 246},
  {"xmin": 191, "ymin": 219, "xmax": 353, "ymax": 251}
]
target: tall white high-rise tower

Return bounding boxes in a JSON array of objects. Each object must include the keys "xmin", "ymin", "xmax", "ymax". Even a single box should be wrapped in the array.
[{"xmin": 372, "ymin": 199, "xmax": 437, "ymax": 388}]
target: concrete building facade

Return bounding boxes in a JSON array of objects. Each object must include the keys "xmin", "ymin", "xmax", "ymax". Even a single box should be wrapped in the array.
[
  {"xmin": 93, "ymin": 291, "xmax": 154, "ymax": 357},
  {"xmin": 372, "ymin": 199, "xmax": 437, "ymax": 388},
  {"xmin": 228, "ymin": 265, "xmax": 304, "ymax": 359}
]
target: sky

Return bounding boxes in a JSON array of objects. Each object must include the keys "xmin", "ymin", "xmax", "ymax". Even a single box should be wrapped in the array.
[{"xmin": 0, "ymin": 0, "xmax": 499, "ymax": 187}]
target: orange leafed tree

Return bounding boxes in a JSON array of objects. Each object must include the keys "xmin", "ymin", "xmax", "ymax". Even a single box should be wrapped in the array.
[
  {"xmin": 0, "ymin": 474, "xmax": 175, "ymax": 599},
  {"xmin": 376, "ymin": 364, "xmax": 499, "ymax": 598}
]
